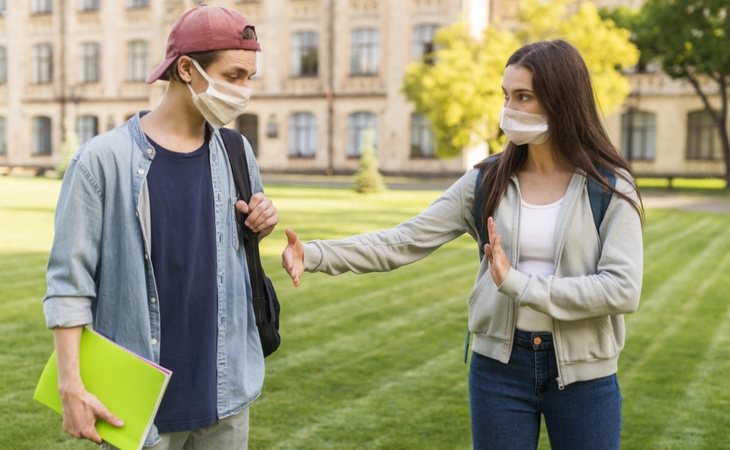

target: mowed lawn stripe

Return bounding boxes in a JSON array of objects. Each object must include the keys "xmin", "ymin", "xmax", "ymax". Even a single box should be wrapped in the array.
[
  {"xmin": 620, "ymin": 215, "xmax": 730, "ymax": 449},
  {"xmin": 654, "ymin": 286, "xmax": 730, "ymax": 449},
  {"xmin": 265, "ymin": 336, "xmax": 468, "ymax": 450},
  {"xmin": 278, "ymin": 246, "xmax": 474, "ymax": 329},
  {"xmin": 621, "ymin": 220, "xmax": 730, "ymax": 378}
]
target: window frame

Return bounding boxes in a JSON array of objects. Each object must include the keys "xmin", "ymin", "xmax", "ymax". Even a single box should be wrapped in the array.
[
  {"xmin": 347, "ymin": 112, "xmax": 377, "ymax": 158},
  {"xmin": 126, "ymin": 40, "xmax": 148, "ymax": 82},
  {"xmin": 79, "ymin": 42, "xmax": 101, "ymax": 84},
  {"xmin": 291, "ymin": 31, "xmax": 319, "ymax": 78},
  {"xmin": 686, "ymin": 110, "xmax": 723, "ymax": 161},
  {"xmin": 620, "ymin": 109, "xmax": 656, "ymax": 161},
  {"xmin": 411, "ymin": 24, "xmax": 439, "ymax": 63},
  {"xmin": 288, "ymin": 112, "xmax": 317, "ymax": 158},
  {"xmin": 32, "ymin": 43, "xmax": 54, "ymax": 85},
  {"xmin": 31, "ymin": 0, "xmax": 53, "ymax": 14},
  {"xmin": 0, "ymin": 116, "xmax": 7, "ymax": 156},
  {"xmin": 350, "ymin": 27, "xmax": 380, "ymax": 76},
  {"xmin": 78, "ymin": 0, "xmax": 100, "ymax": 12},
  {"xmin": 76, "ymin": 115, "xmax": 99, "ymax": 144},
  {"xmin": 0, "ymin": 47, "xmax": 6, "ymax": 85},
  {"xmin": 32, "ymin": 116, "xmax": 53, "ymax": 156},
  {"xmin": 410, "ymin": 113, "xmax": 436, "ymax": 158}
]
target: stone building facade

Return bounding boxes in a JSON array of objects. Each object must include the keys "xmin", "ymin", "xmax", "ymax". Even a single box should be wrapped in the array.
[{"xmin": 0, "ymin": 0, "xmax": 726, "ymax": 178}]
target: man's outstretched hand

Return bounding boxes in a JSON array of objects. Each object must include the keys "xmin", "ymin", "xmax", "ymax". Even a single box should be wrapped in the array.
[{"xmin": 281, "ymin": 229, "xmax": 304, "ymax": 287}]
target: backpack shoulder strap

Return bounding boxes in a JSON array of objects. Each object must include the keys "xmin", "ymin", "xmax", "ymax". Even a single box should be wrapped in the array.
[
  {"xmin": 219, "ymin": 127, "xmax": 252, "ymax": 203},
  {"xmin": 587, "ymin": 166, "xmax": 616, "ymax": 232}
]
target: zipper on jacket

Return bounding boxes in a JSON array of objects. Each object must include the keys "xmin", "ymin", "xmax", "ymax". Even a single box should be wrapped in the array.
[{"xmin": 552, "ymin": 320, "xmax": 566, "ymax": 390}]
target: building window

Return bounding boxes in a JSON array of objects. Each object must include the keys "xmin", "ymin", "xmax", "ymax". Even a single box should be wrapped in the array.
[
  {"xmin": 236, "ymin": 114, "xmax": 259, "ymax": 156},
  {"xmin": 32, "ymin": 116, "xmax": 52, "ymax": 156},
  {"xmin": 288, "ymin": 113, "xmax": 317, "ymax": 158},
  {"xmin": 31, "ymin": 0, "xmax": 53, "ymax": 14},
  {"xmin": 0, "ymin": 117, "xmax": 6, "ymax": 156},
  {"xmin": 79, "ymin": 0, "xmax": 100, "ymax": 11},
  {"xmin": 410, "ymin": 114, "xmax": 435, "ymax": 158},
  {"xmin": 291, "ymin": 31, "xmax": 318, "ymax": 77},
  {"xmin": 621, "ymin": 109, "xmax": 655, "ymax": 161},
  {"xmin": 687, "ymin": 110, "xmax": 722, "ymax": 161},
  {"xmin": 0, "ymin": 47, "xmax": 6, "ymax": 85},
  {"xmin": 347, "ymin": 112, "xmax": 377, "ymax": 157},
  {"xmin": 79, "ymin": 42, "xmax": 101, "ymax": 83},
  {"xmin": 76, "ymin": 115, "xmax": 98, "ymax": 144},
  {"xmin": 127, "ymin": 40, "xmax": 148, "ymax": 82},
  {"xmin": 127, "ymin": 0, "xmax": 149, "ymax": 8},
  {"xmin": 686, "ymin": 110, "xmax": 722, "ymax": 160},
  {"xmin": 412, "ymin": 24, "xmax": 439, "ymax": 63},
  {"xmin": 350, "ymin": 28, "xmax": 379, "ymax": 76},
  {"xmin": 32, "ymin": 44, "xmax": 53, "ymax": 84}
]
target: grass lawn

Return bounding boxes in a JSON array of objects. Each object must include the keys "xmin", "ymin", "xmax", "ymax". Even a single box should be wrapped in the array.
[{"xmin": 1, "ymin": 175, "xmax": 729, "ymax": 449}]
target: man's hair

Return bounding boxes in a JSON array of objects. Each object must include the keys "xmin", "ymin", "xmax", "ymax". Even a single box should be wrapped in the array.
[{"xmin": 165, "ymin": 26, "xmax": 258, "ymax": 83}]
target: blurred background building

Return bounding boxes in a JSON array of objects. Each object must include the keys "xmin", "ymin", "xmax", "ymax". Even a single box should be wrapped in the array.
[{"xmin": 0, "ymin": 0, "xmax": 725, "ymax": 179}]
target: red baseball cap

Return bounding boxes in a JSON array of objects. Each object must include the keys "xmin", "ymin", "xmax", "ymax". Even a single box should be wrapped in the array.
[{"xmin": 146, "ymin": 3, "xmax": 261, "ymax": 83}]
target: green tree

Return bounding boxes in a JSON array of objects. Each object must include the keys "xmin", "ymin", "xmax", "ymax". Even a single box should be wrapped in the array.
[
  {"xmin": 353, "ymin": 129, "xmax": 385, "ymax": 194},
  {"xmin": 402, "ymin": 1, "xmax": 638, "ymax": 157},
  {"xmin": 403, "ymin": 24, "xmax": 518, "ymax": 157},
  {"xmin": 517, "ymin": 0, "xmax": 639, "ymax": 115},
  {"xmin": 629, "ymin": 0, "xmax": 730, "ymax": 186}
]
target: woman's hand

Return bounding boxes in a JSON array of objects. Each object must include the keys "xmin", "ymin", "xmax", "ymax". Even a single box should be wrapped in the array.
[
  {"xmin": 485, "ymin": 217, "xmax": 511, "ymax": 286},
  {"xmin": 282, "ymin": 229, "xmax": 304, "ymax": 287}
]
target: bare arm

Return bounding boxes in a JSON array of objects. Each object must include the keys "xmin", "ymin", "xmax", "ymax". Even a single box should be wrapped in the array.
[{"xmin": 53, "ymin": 326, "xmax": 123, "ymax": 444}]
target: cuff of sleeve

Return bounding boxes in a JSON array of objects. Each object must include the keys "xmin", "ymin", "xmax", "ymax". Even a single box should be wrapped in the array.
[
  {"xmin": 497, "ymin": 268, "xmax": 529, "ymax": 305},
  {"xmin": 303, "ymin": 242, "xmax": 323, "ymax": 272},
  {"xmin": 43, "ymin": 297, "xmax": 93, "ymax": 329}
]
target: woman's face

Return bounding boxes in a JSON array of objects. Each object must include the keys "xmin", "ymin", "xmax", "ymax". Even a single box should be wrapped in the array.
[{"xmin": 501, "ymin": 64, "xmax": 546, "ymax": 116}]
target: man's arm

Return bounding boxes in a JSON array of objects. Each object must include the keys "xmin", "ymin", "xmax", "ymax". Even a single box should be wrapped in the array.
[{"xmin": 53, "ymin": 326, "xmax": 123, "ymax": 444}]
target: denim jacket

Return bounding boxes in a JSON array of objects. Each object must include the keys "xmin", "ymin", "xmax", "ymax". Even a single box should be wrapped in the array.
[{"xmin": 43, "ymin": 113, "xmax": 265, "ymax": 445}]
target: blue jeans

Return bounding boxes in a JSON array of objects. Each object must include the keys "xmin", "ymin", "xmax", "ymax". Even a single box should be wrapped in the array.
[{"xmin": 469, "ymin": 330, "xmax": 621, "ymax": 450}]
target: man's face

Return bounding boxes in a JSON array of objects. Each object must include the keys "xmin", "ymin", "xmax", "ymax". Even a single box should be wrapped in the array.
[{"xmin": 190, "ymin": 49, "xmax": 257, "ymax": 92}]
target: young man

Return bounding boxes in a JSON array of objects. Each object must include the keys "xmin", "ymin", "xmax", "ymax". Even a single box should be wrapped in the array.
[{"xmin": 43, "ymin": 5, "xmax": 276, "ymax": 449}]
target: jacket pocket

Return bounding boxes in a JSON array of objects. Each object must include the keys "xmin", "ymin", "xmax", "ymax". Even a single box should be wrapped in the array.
[
  {"xmin": 467, "ymin": 272, "xmax": 512, "ymax": 338},
  {"xmin": 558, "ymin": 316, "xmax": 618, "ymax": 362}
]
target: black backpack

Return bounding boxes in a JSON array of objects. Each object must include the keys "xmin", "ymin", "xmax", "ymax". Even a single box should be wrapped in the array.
[
  {"xmin": 220, "ymin": 128, "xmax": 281, "ymax": 357},
  {"xmin": 473, "ymin": 160, "xmax": 616, "ymax": 260}
]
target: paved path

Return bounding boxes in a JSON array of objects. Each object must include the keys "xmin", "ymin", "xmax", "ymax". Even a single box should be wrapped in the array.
[{"xmin": 265, "ymin": 174, "xmax": 730, "ymax": 214}]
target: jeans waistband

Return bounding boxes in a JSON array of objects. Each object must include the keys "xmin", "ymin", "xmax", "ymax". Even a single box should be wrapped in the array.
[{"xmin": 514, "ymin": 329, "xmax": 554, "ymax": 351}]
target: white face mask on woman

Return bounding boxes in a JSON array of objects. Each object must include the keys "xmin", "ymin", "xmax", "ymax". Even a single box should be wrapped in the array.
[
  {"xmin": 187, "ymin": 59, "xmax": 252, "ymax": 130},
  {"xmin": 499, "ymin": 107, "xmax": 549, "ymax": 145}
]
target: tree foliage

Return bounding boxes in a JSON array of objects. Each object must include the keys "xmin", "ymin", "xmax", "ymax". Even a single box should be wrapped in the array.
[
  {"xmin": 403, "ymin": 24, "xmax": 518, "ymax": 158},
  {"xmin": 629, "ymin": 0, "xmax": 730, "ymax": 185},
  {"xmin": 402, "ymin": 0, "xmax": 638, "ymax": 157}
]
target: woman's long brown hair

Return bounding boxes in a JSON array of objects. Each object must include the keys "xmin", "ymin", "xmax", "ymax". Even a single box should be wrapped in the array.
[{"xmin": 475, "ymin": 40, "xmax": 644, "ymax": 232}]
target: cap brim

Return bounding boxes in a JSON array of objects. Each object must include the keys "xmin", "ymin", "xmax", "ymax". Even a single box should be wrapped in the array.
[{"xmin": 145, "ymin": 55, "xmax": 177, "ymax": 84}]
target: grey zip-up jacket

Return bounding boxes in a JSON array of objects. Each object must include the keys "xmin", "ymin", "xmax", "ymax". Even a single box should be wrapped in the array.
[{"xmin": 303, "ymin": 168, "xmax": 643, "ymax": 388}]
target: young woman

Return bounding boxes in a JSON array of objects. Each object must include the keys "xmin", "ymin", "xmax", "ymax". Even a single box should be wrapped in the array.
[{"xmin": 282, "ymin": 39, "xmax": 643, "ymax": 450}]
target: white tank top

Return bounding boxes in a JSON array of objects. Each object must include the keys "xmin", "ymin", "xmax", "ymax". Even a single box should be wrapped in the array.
[{"xmin": 515, "ymin": 195, "xmax": 564, "ymax": 332}]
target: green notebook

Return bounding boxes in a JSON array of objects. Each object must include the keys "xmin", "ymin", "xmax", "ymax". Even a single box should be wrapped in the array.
[{"xmin": 33, "ymin": 327, "xmax": 172, "ymax": 450}]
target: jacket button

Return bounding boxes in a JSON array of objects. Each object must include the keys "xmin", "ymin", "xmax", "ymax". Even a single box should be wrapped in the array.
[
  {"xmin": 150, "ymin": 297, "xmax": 156, "ymax": 303},
  {"xmin": 151, "ymin": 338, "xmax": 158, "ymax": 345},
  {"xmin": 533, "ymin": 336, "xmax": 542, "ymax": 346}
]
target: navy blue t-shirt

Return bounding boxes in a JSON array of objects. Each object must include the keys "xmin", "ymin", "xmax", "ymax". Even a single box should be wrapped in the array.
[{"xmin": 146, "ymin": 132, "xmax": 218, "ymax": 432}]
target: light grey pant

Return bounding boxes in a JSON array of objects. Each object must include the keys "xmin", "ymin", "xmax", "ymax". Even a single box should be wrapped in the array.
[{"xmin": 101, "ymin": 408, "xmax": 249, "ymax": 450}]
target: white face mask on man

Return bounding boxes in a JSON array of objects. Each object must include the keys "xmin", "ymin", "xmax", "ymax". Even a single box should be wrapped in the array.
[
  {"xmin": 499, "ymin": 107, "xmax": 549, "ymax": 145},
  {"xmin": 187, "ymin": 59, "xmax": 252, "ymax": 130}
]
